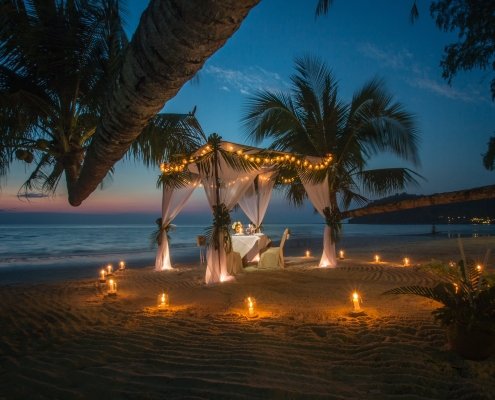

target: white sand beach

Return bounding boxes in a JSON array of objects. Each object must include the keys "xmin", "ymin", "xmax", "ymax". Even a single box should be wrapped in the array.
[{"xmin": 1, "ymin": 236, "xmax": 494, "ymax": 399}]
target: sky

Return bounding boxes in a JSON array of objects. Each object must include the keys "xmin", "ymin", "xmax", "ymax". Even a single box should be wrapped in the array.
[{"xmin": 1, "ymin": 0, "xmax": 494, "ymax": 224}]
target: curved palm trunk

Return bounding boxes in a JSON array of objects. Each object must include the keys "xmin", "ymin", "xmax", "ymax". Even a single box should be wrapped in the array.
[
  {"xmin": 341, "ymin": 185, "xmax": 495, "ymax": 219},
  {"xmin": 69, "ymin": 0, "xmax": 259, "ymax": 206}
]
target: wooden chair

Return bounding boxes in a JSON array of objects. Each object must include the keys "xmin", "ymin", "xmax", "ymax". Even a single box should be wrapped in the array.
[
  {"xmin": 258, "ymin": 228, "xmax": 289, "ymax": 268},
  {"xmin": 196, "ymin": 235, "xmax": 206, "ymax": 265}
]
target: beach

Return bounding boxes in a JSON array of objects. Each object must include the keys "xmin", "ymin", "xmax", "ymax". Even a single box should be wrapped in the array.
[{"xmin": 1, "ymin": 234, "xmax": 494, "ymax": 399}]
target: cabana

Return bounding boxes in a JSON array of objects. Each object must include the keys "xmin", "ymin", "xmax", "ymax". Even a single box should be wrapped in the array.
[{"xmin": 155, "ymin": 134, "xmax": 336, "ymax": 284}]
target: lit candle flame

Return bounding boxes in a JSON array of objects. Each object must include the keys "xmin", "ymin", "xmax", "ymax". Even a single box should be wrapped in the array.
[
  {"xmin": 100, "ymin": 269, "xmax": 106, "ymax": 281},
  {"xmin": 374, "ymin": 255, "xmax": 380, "ymax": 263},
  {"xmin": 108, "ymin": 279, "xmax": 117, "ymax": 295},
  {"xmin": 246, "ymin": 296, "xmax": 255, "ymax": 317},
  {"xmin": 352, "ymin": 291, "xmax": 361, "ymax": 312},
  {"xmin": 339, "ymin": 250, "xmax": 344, "ymax": 259},
  {"xmin": 476, "ymin": 264, "xmax": 482, "ymax": 272},
  {"xmin": 403, "ymin": 257, "xmax": 410, "ymax": 267},
  {"xmin": 305, "ymin": 250, "xmax": 310, "ymax": 258},
  {"xmin": 159, "ymin": 291, "xmax": 169, "ymax": 308},
  {"xmin": 107, "ymin": 264, "xmax": 113, "ymax": 274},
  {"xmin": 119, "ymin": 261, "xmax": 125, "ymax": 270}
]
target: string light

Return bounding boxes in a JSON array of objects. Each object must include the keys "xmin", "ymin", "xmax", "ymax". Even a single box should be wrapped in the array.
[{"xmin": 159, "ymin": 143, "xmax": 333, "ymax": 178}]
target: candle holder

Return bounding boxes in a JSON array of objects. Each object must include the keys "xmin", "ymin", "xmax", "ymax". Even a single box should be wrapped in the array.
[
  {"xmin": 99, "ymin": 269, "xmax": 106, "ymax": 283},
  {"xmin": 157, "ymin": 291, "xmax": 169, "ymax": 309},
  {"xmin": 350, "ymin": 291, "xmax": 364, "ymax": 316},
  {"xmin": 245, "ymin": 296, "xmax": 258, "ymax": 318},
  {"xmin": 107, "ymin": 279, "xmax": 117, "ymax": 296}
]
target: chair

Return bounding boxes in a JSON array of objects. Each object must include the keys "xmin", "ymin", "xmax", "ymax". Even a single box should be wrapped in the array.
[
  {"xmin": 258, "ymin": 228, "xmax": 289, "ymax": 269},
  {"xmin": 196, "ymin": 235, "xmax": 206, "ymax": 265}
]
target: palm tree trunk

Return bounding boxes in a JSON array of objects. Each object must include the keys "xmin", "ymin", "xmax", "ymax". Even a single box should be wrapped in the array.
[
  {"xmin": 69, "ymin": 0, "xmax": 260, "ymax": 206},
  {"xmin": 341, "ymin": 185, "xmax": 495, "ymax": 219}
]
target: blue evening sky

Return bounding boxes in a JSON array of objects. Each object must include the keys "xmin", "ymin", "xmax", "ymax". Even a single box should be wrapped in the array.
[{"xmin": 1, "ymin": 0, "xmax": 494, "ymax": 224}]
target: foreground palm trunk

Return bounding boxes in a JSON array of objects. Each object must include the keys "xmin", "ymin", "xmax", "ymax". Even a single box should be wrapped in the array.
[
  {"xmin": 341, "ymin": 185, "xmax": 495, "ymax": 219},
  {"xmin": 69, "ymin": 0, "xmax": 259, "ymax": 206}
]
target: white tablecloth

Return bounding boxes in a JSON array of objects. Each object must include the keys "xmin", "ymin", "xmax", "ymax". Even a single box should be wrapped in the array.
[{"xmin": 232, "ymin": 233, "xmax": 269, "ymax": 262}]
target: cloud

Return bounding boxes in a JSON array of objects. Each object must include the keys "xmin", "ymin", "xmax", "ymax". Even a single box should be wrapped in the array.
[
  {"xmin": 205, "ymin": 65, "xmax": 289, "ymax": 95},
  {"xmin": 358, "ymin": 42, "xmax": 485, "ymax": 103},
  {"xmin": 358, "ymin": 42, "xmax": 416, "ymax": 71},
  {"xmin": 407, "ymin": 77, "xmax": 477, "ymax": 102}
]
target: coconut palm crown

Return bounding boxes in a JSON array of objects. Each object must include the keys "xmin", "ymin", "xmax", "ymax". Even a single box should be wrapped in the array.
[
  {"xmin": 0, "ymin": 0, "xmax": 205, "ymax": 198},
  {"xmin": 243, "ymin": 56, "xmax": 421, "ymax": 240}
]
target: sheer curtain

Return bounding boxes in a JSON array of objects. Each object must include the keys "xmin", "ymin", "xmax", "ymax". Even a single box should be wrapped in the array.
[
  {"xmin": 201, "ymin": 156, "xmax": 257, "ymax": 284},
  {"xmin": 238, "ymin": 170, "xmax": 276, "ymax": 230},
  {"xmin": 300, "ymin": 174, "xmax": 337, "ymax": 268},
  {"xmin": 155, "ymin": 175, "xmax": 200, "ymax": 271}
]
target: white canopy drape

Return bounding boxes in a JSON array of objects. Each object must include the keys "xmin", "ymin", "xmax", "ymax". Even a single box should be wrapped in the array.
[
  {"xmin": 155, "ymin": 174, "xmax": 200, "ymax": 271},
  {"xmin": 300, "ymin": 174, "xmax": 336, "ymax": 268},
  {"xmin": 238, "ymin": 170, "xmax": 276, "ymax": 231},
  {"xmin": 200, "ymin": 153, "xmax": 257, "ymax": 284}
]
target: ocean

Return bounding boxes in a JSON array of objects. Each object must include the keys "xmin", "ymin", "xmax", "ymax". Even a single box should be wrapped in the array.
[{"xmin": 0, "ymin": 223, "xmax": 493, "ymax": 284}]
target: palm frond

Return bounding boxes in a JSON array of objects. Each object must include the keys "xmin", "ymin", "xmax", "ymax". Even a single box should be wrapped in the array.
[
  {"xmin": 315, "ymin": 0, "xmax": 333, "ymax": 17},
  {"xmin": 157, "ymin": 171, "xmax": 197, "ymax": 190},
  {"xmin": 129, "ymin": 112, "xmax": 206, "ymax": 167},
  {"xmin": 356, "ymin": 168, "xmax": 423, "ymax": 197},
  {"xmin": 482, "ymin": 136, "xmax": 495, "ymax": 171}
]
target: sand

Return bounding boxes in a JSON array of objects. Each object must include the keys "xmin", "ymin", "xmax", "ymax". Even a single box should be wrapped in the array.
[{"xmin": 1, "ymin": 236, "xmax": 494, "ymax": 399}]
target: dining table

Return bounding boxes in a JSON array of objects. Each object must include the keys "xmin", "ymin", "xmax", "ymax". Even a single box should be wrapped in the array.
[{"xmin": 231, "ymin": 233, "xmax": 270, "ymax": 263}]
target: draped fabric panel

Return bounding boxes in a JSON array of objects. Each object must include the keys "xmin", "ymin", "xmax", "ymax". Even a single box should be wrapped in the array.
[
  {"xmin": 155, "ymin": 175, "xmax": 200, "ymax": 271},
  {"xmin": 300, "ymin": 174, "xmax": 336, "ymax": 268},
  {"xmin": 200, "ymin": 155, "xmax": 258, "ymax": 284},
  {"xmin": 238, "ymin": 170, "xmax": 276, "ymax": 229}
]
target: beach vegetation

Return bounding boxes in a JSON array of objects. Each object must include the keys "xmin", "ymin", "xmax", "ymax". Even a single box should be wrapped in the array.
[
  {"xmin": 384, "ymin": 242, "xmax": 495, "ymax": 360},
  {"xmin": 0, "ymin": 0, "xmax": 205, "ymax": 198},
  {"xmin": 243, "ymin": 55, "xmax": 421, "ymax": 243}
]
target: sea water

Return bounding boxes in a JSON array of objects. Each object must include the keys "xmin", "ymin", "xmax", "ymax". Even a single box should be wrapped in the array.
[{"xmin": 0, "ymin": 223, "xmax": 493, "ymax": 283}]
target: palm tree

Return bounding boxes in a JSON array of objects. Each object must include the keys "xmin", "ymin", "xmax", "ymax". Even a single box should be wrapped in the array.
[
  {"xmin": 0, "ymin": 0, "xmax": 205, "ymax": 198},
  {"xmin": 69, "ymin": 0, "xmax": 260, "ymax": 205},
  {"xmin": 243, "ymin": 56, "xmax": 421, "ymax": 253}
]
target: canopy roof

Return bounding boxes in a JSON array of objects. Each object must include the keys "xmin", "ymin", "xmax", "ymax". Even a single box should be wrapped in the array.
[{"xmin": 159, "ymin": 139, "xmax": 333, "ymax": 180}]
